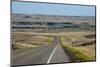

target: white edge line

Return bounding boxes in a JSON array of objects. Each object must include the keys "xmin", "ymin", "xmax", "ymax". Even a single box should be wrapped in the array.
[{"xmin": 47, "ymin": 45, "xmax": 58, "ymax": 64}]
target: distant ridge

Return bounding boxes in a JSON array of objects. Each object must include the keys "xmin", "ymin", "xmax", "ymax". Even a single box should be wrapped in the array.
[
  {"xmin": 12, "ymin": 13, "xmax": 95, "ymax": 25},
  {"xmin": 12, "ymin": 13, "xmax": 95, "ymax": 18}
]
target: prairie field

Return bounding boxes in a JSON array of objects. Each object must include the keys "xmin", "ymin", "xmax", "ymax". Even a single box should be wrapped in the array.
[
  {"xmin": 12, "ymin": 32, "xmax": 54, "ymax": 49},
  {"xmin": 61, "ymin": 31, "xmax": 96, "ymax": 61}
]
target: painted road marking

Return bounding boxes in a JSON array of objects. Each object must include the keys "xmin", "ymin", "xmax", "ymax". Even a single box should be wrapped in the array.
[{"xmin": 47, "ymin": 45, "xmax": 58, "ymax": 64}]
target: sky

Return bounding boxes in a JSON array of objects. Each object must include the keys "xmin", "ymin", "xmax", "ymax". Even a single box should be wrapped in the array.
[{"xmin": 12, "ymin": 1, "xmax": 96, "ymax": 16}]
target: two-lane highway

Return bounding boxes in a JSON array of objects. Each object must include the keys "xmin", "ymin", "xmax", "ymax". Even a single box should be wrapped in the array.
[{"xmin": 11, "ymin": 36, "xmax": 71, "ymax": 66}]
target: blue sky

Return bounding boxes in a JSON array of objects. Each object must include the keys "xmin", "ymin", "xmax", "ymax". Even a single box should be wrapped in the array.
[{"xmin": 12, "ymin": 1, "xmax": 95, "ymax": 16}]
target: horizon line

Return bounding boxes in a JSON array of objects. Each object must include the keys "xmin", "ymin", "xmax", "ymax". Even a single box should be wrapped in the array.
[{"xmin": 12, "ymin": 13, "xmax": 96, "ymax": 17}]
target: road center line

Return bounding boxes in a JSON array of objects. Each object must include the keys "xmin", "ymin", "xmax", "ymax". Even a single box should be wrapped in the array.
[{"xmin": 47, "ymin": 45, "xmax": 58, "ymax": 64}]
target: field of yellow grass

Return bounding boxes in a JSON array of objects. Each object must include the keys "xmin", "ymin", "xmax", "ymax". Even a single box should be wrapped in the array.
[
  {"xmin": 12, "ymin": 32, "xmax": 54, "ymax": 49},
  {"xmin": 61, "ymin": 31, "xmax": 96, "ymax": 61}
]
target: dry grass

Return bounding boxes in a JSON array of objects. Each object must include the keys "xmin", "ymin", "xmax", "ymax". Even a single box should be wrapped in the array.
[
  {"xmin": 12, "ymin": 32, "xmax": 54, "ymax": 49},
  {"xmin": 61, "ymin": 31, "xmax": 96, "ymax": 61}
]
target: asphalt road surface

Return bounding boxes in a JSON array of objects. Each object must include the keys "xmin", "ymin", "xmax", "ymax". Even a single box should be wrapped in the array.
[{"xmin": 11, "ymin": 36, "xmax": 71, "ymax": 66}]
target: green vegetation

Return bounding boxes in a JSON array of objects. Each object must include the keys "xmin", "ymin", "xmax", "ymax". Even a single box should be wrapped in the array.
[
  {"xmin": 62, "ymin": 44, "xmax": 94, "ymax": 61},
  {"xmin": 61, "ymin": 33, "xmax": 96, "ymax": 62}
]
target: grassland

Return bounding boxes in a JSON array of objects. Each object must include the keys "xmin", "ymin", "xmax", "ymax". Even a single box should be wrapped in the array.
[
  {"xmin": 12, "ymin": 32, "xmax": 54, "ymax": 49},
  {"xmin": 12, "ymin": 31, "xmax": 96, "ymax": 62},
  {"xmin": 61, "ymin": 31, "xmax": 96, "ymax": 62}
]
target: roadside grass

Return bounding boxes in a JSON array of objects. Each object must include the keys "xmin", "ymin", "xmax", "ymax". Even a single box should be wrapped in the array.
[
  {"xmin": 12, "ymin": 33, "xmax": 54, "ymax": 49},
  {"xmin": 62, "ymin": 44, "xmax": 95, "ymax": 61},
  {"xmin": 61, "ymin": 33, "xmax": 96, "ymax": 62}
]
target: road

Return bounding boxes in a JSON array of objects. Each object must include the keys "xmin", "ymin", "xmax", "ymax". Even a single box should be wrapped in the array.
[{"xmin": 11, "ymin": 36, "xmax": 71, "ymax": 66}]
